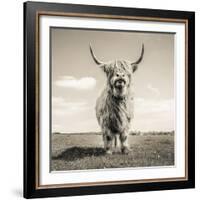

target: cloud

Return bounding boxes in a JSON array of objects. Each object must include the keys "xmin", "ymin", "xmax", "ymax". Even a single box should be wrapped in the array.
[
  {"xmin": 55, "ymin": 76, "xmax": 96, "ymax": 90},
  {"xmin": 133, "ymin": 97, "xmax": 175, "ymax": 131},
  {"xmin": 52, "ymin": 96, "xmax": 89, "ymax": 116},
  {"xmin": 52, "ymin": 96, "xmax": 66, "ymax": 107},
  {"xmin": 147, "ymin": 84, "xmax": 160, "ymax": 97},
  {"xmin": 52, "ymin": 96, "xmax": 97, "ymax": 133},
  {"xmin": 135, "ymin": 98, "xmax": 174, "ymax": 114}
]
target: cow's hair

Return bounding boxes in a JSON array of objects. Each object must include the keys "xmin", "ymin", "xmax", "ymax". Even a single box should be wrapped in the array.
[{"xmin": 90, "ymin": 45, "xmax": 144, "ymax": 154}]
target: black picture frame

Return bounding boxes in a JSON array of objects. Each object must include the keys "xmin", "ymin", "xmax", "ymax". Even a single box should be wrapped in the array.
[{"xmin": 24, "ymin": 1, "xmax": 195, "ymax": 198}]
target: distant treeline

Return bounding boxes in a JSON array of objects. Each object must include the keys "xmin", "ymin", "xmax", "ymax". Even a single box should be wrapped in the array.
[
  {"xmin": 130, "ymin": 131, "xmax": 174, "ymax": 136},
  {"xmin": 53, "ymin": 131, "xmax": 175, "ymax": 136},
  {"xmin": 53, "ymin": 132, "xmax": 102, "ymax": 135}
]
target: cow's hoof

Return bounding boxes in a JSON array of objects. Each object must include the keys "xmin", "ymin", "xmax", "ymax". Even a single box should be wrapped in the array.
[
  {"xmin": 105, "ymin": 150, "xmax": 112, "ymax": 155},
  {"xmin": 121, "ymin": 147, "xmax": 129, "ymax": 154}
]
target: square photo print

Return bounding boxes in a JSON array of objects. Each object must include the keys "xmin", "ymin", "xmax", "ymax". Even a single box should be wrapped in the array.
[{"xmin": 50, "ymin": 28, "xmax": 175, "ymax": 171}]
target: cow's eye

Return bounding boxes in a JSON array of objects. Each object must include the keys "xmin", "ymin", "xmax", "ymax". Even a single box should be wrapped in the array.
[{"xmin": 116, "ymin": 74, "xmax": 119, "ymax": 77}]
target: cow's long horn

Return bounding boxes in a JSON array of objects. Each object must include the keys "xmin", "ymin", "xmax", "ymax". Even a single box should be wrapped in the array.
[
  {"xmin": 89, "ymin": 44, "xmax": 104, "ymax": 65},
  {"xmin": 132, "ymin": 44, "xmax": 144, "ymax": 64}
]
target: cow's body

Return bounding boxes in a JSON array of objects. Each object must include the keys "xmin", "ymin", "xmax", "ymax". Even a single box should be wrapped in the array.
[
  {"xmin": 96, "ymin": 85, "xmax": 133, "ymax": 134},
  {"xmin": 90, "ymin": 45, "xmax": 144, "ymax": 154}
]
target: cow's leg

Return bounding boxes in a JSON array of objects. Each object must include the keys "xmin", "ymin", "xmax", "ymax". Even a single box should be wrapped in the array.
[
  {"xmin": 120, "ymin": 132, "xmax": 129, "ymax": 154},
  {"xmin": 103, "ymin": 131, "xmax": 113, "ymax": 154}
]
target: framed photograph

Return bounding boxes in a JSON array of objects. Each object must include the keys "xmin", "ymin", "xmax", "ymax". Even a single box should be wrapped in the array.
[{"xmin": 24, "ymin": 1, "xmax": 195, "ymax": 198}]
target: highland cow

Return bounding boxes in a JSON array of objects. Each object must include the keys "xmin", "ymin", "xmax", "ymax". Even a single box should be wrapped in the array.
[{"xmin": 90, "ymin": 44, "xmax": 144, "ymax": 154}]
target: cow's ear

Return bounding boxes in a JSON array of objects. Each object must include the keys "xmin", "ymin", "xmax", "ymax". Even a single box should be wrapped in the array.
[
  {"xmin": 131, "ymin": 64, "xmax": 138, "ymax": 73},
  {"xmin": 100, "ymin": 64, "xmax": 109, "ymax": 74}
]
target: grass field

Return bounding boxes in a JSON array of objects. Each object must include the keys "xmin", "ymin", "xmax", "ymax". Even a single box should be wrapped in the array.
[{"xmin": 51, "ymin": 133, "xmax": 174, "ymax": 171}]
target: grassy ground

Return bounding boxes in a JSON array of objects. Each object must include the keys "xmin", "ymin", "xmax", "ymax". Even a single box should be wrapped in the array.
[{"xmin": 51, "ymin": 133, "xmax": 174, "ymax": 171}]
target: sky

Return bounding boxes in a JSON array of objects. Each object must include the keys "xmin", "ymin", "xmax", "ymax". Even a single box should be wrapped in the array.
[{"xmin": 51, "ymin": 28, "xmax": 175, "ymax": 133}]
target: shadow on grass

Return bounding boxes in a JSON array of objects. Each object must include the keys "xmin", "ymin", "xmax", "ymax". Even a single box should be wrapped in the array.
[{"xmin": 52, "ymin": 147, "xmax": 105, "ymax": 161}]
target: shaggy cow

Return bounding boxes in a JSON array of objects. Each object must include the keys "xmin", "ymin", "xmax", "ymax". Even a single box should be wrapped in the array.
[{"xmin": 90, "ymin": 44, "xmax": 144, "ymax": 154}]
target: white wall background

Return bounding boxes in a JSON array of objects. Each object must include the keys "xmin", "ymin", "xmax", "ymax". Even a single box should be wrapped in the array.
[{"xmin": 0, "ymin": 0, "xmax": 198, "ymax": 199}]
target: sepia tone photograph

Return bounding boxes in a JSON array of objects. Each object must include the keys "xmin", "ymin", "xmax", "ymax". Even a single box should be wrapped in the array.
[{"xmin": 50, "ymin": 27, "xmax": 175, "ymax": 171}]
